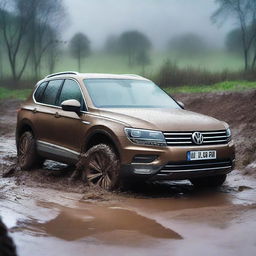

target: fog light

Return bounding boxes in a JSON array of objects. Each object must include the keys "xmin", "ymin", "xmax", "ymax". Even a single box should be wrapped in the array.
[
  {"xmin": 132, "ymin": 165, "xmax": 162, "ymax": 175},
  {"xmin": 134, "ymin": 167, "xmax": 153, "ymax": 174}
]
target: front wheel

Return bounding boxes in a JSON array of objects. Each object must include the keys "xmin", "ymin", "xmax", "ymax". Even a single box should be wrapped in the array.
[
  {"xmin": 77, "ymin": 144, "xmax": 120, "ymax": 191},
  {"xmin": 190, "ymin": 174, "xmax": 227, "ymax": 188}
]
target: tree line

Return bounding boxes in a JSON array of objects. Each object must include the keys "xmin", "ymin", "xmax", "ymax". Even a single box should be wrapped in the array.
[
  {"xmin": 69, "ymin": 30, "xmax": 152, "ymax": 74},
  {"xmin": 212, "ymin": 0, "xmax": 256, "ymax": 70},
  {"xmin": 0, "ymin": 0, "xmax": 255, "ymax": 84},
  {"xmin": 0, "ymin": 0, "xmax": 64, "ymax": 82}
]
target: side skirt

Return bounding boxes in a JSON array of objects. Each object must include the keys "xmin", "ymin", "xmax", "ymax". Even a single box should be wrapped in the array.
[{"xmin": 37, "ymin": 140, "xmax": 80, "ymax": 164}]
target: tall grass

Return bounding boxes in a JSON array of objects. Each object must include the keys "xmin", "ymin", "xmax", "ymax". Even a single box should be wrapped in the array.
[{"xmin": 153, "ymin": 60, "xmax": 256, "ymax": 87}]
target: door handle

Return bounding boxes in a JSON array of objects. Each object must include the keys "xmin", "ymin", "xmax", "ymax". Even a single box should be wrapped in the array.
[{"xmin": 55, "ymin": 112, "xmax": 60, "ymax": 118}]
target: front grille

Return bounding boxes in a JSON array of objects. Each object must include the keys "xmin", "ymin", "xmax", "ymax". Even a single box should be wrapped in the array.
[
  {"xmin": 159, "ymin": 159, "xmax": 232, "ymax": 174},
  {"xmin": 163, "ymin": 130, "xmax": 229, "ymax": 146}
]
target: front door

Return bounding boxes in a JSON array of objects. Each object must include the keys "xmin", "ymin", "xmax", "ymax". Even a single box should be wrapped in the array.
[{"xmin": 53, "ymin": 79, "xmax": 87, "ymax": 154}]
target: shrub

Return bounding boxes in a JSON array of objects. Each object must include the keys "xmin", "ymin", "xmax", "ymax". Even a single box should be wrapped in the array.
[{"xmin": 153, "ymin": 60, "xmax": 256, "ymax": 87}]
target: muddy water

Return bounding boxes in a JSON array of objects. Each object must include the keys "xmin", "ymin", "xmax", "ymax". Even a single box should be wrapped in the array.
[
  {"xmin": 1, "ymin": 173, "xmax": 256, "ymax": 256},
  {"xmin": 1, "ymin": 99, "xmax": 256, "ymax": 256}
]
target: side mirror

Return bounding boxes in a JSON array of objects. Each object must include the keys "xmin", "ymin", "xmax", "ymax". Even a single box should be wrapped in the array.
[
  {"xmin": 177, "ymin": 101, "xmax": 185, "ymax": 109},
  {"xmin": 61, "ymin": 99, "xmax": 81, "ymax": 114}
]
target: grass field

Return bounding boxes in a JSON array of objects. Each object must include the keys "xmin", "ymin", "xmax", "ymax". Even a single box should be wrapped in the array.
[
  {"xmin": 1, "ymin": 81, "xmax": 255, "ymax": 100},
  {"xmin": 0, "ymin": 50, "xmax": 244, "ymax": 79},
  {"xmin": 164, "ymin": 81, "xmax": 256, "ymax": 94},
  {"xmin": 52, "ymin": 51, "xmax": 244, "ymax": 76},
  {"xmin": 0, "ymin": 87, "xmax": 32, "ymax": 100}
]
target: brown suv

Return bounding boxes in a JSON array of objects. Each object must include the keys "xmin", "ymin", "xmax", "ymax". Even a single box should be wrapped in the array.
[{"xmin": 16, "ymin": 72, "xmax": 235, "ymax": 190}]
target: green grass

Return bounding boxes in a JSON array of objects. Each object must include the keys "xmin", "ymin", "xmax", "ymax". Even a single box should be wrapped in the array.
[
  {"xmin": 0, "ymin": 81, "xmax": 255, "ymax": 100},
  {"xmin": 164, "ymin": 81, "xmax": 256, "ymax": 94},
  {"xmin": 0, "ymin": 87, "xmax": 31, "ymax": 100},
  {"xmin": 0, "ymin": 50, "xmax": 245, "ymax": 79},
  {"xmin": 53, "ymin": 51, "xmax": 244, "ymax": 76}
]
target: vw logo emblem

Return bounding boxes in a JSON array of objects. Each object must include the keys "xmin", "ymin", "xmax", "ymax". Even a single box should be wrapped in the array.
[{"xmin": 192, "ymin": 132, "xmax": 204, "ymax": 145}]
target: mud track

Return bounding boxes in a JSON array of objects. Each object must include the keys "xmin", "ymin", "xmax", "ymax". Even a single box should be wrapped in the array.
[{"xmin": 0, "ymin": 91, "xmax": 256, "ymax": 256}]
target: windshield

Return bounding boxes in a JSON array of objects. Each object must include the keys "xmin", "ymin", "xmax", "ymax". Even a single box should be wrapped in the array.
[{"xmin": 83, "ymin": 79, "xmax": 180, "ymax": 109}]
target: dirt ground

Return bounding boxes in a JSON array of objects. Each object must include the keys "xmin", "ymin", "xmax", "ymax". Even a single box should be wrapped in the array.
[{"xmin": 0, "ymin": 90, "xmax": 256, "ymax": 256}]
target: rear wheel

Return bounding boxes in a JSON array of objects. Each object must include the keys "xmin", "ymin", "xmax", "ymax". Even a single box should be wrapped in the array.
[
  {"xmin": 77, "ymin": 144, "xmax": 120, "ymax": 190},
  {"xmin": 190, "ymin": 174, "xmax": 227, "ymax": 188},
  {"xmin": 17, "ymin": 131, "xmax": 43, "ymax": 170}
]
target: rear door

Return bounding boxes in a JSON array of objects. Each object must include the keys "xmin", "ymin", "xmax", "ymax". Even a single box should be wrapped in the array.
[{"xmin": 33, "ymin": 79, "xmax": 64, "ymax": 145}]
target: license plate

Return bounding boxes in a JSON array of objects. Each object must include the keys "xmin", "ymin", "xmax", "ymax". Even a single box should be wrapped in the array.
[{"xmin": 187, "ymin": 150, "xmax": 216, "ymax": 161}]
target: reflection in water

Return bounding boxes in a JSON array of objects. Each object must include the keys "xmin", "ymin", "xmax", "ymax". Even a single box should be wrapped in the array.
[{"xmin": 15, "ymin": 202, "xmax": 182, "ymax": 243}]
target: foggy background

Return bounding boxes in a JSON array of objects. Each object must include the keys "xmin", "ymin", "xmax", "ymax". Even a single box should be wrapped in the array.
[
  {"xmin": 63, "ymin": 0, "xmax": 234, "ymax": 49},
  {"xmin": 0, "ymin": 0, "xmax": 255, "ymax": 88}
]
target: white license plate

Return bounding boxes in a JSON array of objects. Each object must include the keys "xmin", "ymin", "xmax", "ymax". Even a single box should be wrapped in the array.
[{"xmin": 187, "ymin": 150, "xmax": 216, "ymax": 161}]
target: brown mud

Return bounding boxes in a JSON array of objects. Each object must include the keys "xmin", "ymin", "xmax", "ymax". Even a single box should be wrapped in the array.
[{"xmin": 0, "ymin": 91, "xmax": 256, "ymax": 256}]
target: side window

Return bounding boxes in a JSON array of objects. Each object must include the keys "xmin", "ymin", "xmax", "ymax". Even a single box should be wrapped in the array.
[
  {"xmin": 41, "ymin": 80, "xmax": 63, "ymax": 106},
  {"xmin": 34, "ymin": 82, "xmax": 48, "ymax": 102},
  {"xmin": 57, "ymin": 79, "xmax": 85, "ymax": 109}
]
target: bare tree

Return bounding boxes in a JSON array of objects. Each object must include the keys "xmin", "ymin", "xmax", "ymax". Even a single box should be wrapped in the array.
[
  {"xmin": 252, "ymin": 33, "xmax": 256, "ymax": 69},
  {"xmin": 136, "ymin": 50, "xmax": 151, "ymax": 75},
  {"xmin": 118, "ymin": 31, "xmax": 151, "ymax": 66},
  {"xmin": 0, "ymin": 40, "xmax": 3, "ymax": 78},
  {"xmin": 168, "ymin": 33, "xmax": 208, "ymax": 56},
  {"xmin": 28, "ymin": 0, "xmax": 65, "ymax": 79},
  {"xmin": 225, "ymin": 28, "xmax": 244, "ymax": 54},
  {"xmin": 0, "ymin": 0, "xmax": 65, "ymax": 82},
  {"xmin": 69, "ymin": 33, "xmax": 91, "ymax": 72},
  {"xmin": 0, "ymin": 0, "xmax": 35, "ymax": 82},
  {"xmin": 212, "ymin": 0, "xmax": 256, "ymax": 70},
  {"xmin": 47, "ymin": 40, "xmax": 61, "ymax": 74}
]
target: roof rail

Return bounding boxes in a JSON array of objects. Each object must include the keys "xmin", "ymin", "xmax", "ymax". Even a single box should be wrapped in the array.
[
  {"xmin": 45, "ymin": 71, "xmax": 79, "ymax": 79},
  {"xmin": 122, "ymin": 74, "xmax": 143, "ymax": 78}
]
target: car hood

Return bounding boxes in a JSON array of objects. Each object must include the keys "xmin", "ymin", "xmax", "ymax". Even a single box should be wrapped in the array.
[{"xmin": 98, "ymin": 108, "xmax": 227, "ymax": 131}]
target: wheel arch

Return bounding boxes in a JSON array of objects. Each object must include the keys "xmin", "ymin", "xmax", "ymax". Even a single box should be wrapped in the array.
[
  {"xmin": 16, "ymin": 119, "xmax": 36, "ymax": 149},
  {"xmin": 83, "ymin": 128, "xmax": 121, "ymax": 159}
]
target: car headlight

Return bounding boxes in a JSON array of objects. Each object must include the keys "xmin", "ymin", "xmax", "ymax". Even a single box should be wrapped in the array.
[
  {"xmin": 125, "ymin": 128, "xmax": 166, "ymax": 146},
  {"xmin": 226, "ymin": 128, "xmax": 232, "ymax": 141}
]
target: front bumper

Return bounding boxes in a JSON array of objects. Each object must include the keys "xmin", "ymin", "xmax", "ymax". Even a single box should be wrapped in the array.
[
  {"xmin": 120, "ymin": 141, "xmax": 235, "ymax": 181},
  {"xmin": 121, "ymin": 159, "xmax": 235, "ymax": 181}
]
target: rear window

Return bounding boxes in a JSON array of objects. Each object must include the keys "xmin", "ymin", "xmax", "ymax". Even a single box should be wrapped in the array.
[
  {"xmin": 41, "ymin": 80, "xmax": 63, "ymax": 106},
  {"xmin": 34, "ymin": 82, "xmax": 48, "ymax": 102}
]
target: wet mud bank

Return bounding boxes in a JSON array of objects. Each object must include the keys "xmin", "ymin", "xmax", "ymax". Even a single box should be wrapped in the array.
[{"xmin": 174, "ymin": 89, "xmax": 256, "ymax": 175}]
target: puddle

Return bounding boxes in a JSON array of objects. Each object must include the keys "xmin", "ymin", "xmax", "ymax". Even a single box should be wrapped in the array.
[
  {"xmin": 14, "ymin": 202, "xmax": 182, "ymax": 244},
  {"xmin": 0, "ymin": 175, "xmax": 256, "ymax": 256}
]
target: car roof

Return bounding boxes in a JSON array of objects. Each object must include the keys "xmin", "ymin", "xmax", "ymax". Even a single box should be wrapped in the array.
[{"xmin": 43, "ymin": 72, "xmax": 149, "ymax": 81}]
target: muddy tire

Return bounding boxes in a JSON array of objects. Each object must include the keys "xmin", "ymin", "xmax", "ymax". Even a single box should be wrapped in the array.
[
  {"xmin": 0, "ymin": 218, "xmax": 17, "ymax": 256},
  {"xmin": 17, "ymin": 131, "xmax": 43, "ymax": 170},
  {"xmin": 190, "ymin": 174, "xmax": 227, "ymax": 188},
  {"xmin": 77, "ymin": 144, "xmax": 120, "ymax": 191}
]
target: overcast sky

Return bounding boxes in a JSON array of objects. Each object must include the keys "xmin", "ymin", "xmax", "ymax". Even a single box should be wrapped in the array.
[{"xmin": 62, "ymin": 0, "xmax": 235, "ymax": 49}]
